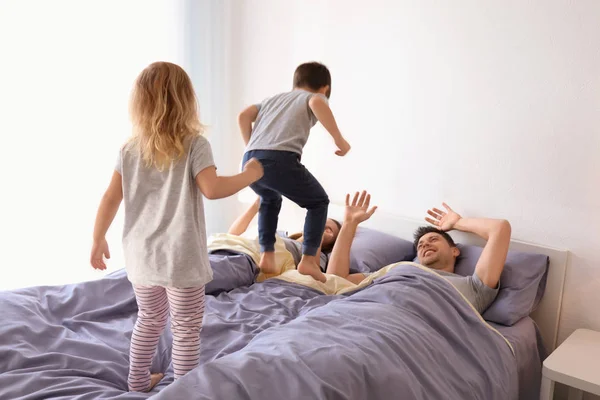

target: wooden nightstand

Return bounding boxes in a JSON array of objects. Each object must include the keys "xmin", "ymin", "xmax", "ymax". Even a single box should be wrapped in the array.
[{"xmin": 541, "ymin": 329, "xmax": 600, "ymax": 400}]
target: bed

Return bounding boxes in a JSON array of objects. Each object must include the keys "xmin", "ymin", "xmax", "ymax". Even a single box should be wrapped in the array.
[
  {"xmin": 0, "ymin": 206, "xmax": 568, "ymax": 400},
  {"xmin": 492, "ymin": 318, "xmax": 547, "ymax": 399}
]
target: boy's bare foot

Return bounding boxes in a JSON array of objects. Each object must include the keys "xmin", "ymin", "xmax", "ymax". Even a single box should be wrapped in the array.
[
  {"xmin": 298, "ymin": 256, "xmax": 327, "ymax": 283},
  {"xmin": 259, "ymin": 251, "xmax": 277, "ymax": 274},
  {"xmin": 149, "ymin": 373, "xmax": 164, "ymax": 390}
]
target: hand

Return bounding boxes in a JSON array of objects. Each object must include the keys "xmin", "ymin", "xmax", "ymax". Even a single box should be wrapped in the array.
[
  {"xmin": 425, "ymin": 202, "xmax": 462, "ymax": 231},
  {"xmin": 335, "ymin": 139, "xmax": 351, "ymax": 157},
  {"xmin": 90, "ymin": 238, "xmax": 110, "ymax": 270},
  {"xmin": 343, "ymin": 191, "xmax": 377, "ymax": 224},
  {"xmin": 243, "ymin": 158, "xmax": 264, "ymax": 181}
]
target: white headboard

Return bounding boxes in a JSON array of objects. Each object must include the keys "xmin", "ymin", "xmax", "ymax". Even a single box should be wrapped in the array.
[{"xmin": 325, "ymin": 203, "xmax": 569, "ymax": 353}]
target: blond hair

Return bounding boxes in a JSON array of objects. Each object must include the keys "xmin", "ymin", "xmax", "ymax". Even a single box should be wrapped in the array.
[{"xmin": 129, "ymin": 61, "xmax": 202, "ymax": 170}]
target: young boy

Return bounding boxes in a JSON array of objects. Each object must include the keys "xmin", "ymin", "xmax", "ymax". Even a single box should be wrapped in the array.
[{"xmin": 238, "ymin": 62, "xmax": 351, "ymax": 283}]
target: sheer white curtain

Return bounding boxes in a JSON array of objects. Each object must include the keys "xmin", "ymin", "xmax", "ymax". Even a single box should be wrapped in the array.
[
  {"xmin": 0, "ymin": 0, "xmax": 188, "ymax": 290},
  {"xmin": 187, "ymin": 0, "xmax": 248, "ymax": 237}
]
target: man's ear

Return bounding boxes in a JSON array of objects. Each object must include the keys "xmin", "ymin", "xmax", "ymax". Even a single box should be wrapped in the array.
[{"xmin": 452, "ymin": 246, "xmax": 460, "ymax": 258}]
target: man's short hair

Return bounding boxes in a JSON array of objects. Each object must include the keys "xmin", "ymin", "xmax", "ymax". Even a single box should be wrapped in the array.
[
  {"xmin": 413, "ymin": 226, "xmax": 457, "ymax": 250},
  {"xmin": 293, "ymin": 62, "xmax": 331, "ymax": 96}
]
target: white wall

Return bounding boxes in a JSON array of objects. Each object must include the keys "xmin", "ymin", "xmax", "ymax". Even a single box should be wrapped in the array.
[
  {"xmin": 223, "ymin": 1, "xmax": 600, "ymax": 398},
  {"xmin": 0, "ymin": 0, "xmax": 187, "ymax": 290}
]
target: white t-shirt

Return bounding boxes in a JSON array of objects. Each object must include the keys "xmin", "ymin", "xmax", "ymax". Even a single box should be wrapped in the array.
[{"xmin": 115, "ymin": 135, "xmax": 215, "ymax": 288}]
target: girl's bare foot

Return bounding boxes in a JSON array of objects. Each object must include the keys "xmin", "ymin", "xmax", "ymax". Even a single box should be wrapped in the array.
[
  {"xmin": 259, "ymin": 251, "xmax": 277, "ymax": 274},
  {"xmin": 149, "ymin": 373, "xmax": 164, "ymax": 390},
  {"xmin": 298, "ymin": 256, "xmax": 327, "ymax": 283}
]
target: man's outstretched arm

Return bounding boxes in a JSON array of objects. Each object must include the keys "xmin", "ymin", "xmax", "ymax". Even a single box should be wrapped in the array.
[{"xmin": 426, "ymin": 203, "xmax": 511, "ymax": 288}]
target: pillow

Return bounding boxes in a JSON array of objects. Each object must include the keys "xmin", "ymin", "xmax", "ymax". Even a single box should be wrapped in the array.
[
  {"xmin": 415, "ymin": 244, "xmax": 549, "ymax": 325},
  {"xmin": 349, "ymin": 227, "xmax": 416, "ymax": 274}
]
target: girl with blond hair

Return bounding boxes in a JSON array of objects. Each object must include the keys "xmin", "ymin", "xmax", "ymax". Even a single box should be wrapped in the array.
[{"xmin": 90, "ymin": 61, "xmax": 263, "ymax": 392}]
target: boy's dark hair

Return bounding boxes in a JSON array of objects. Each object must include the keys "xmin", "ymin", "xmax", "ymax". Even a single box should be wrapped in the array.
[
  {"xmin": 413, "ymin": 226, "xmax": 456, "ymax": 250},
  {"xmin": 293, "ymin": 62, "xmax": 331, "ymax": 98}
]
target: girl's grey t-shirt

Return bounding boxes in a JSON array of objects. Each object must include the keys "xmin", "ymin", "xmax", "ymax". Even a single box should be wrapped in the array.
[
  {"xmin": 115, "ymin": 135, "xmax": 215, "ymax": 288},
  {"xmin": 245, "ymin": 89, "xmax": 328, "ymax": 156}
]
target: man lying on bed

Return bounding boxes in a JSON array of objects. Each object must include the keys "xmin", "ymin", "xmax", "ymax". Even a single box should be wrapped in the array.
[
  {"xmin": 212, "ymin": 191, "xmax": 511, "ymax": 315},
  {"xmin": 328, "ymin": 197, "xmax": 512, "ymax": 314}
]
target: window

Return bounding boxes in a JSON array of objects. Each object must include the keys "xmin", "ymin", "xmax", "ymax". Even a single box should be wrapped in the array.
[{"xmin": 0, "ymin": 0, "xmax": 187, "ymax": 289}]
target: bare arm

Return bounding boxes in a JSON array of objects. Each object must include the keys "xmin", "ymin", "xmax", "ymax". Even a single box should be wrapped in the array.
[
  {"xmin": 326, "ymin": 220, "xmax": 359, "ymax": 278},
  {"xmin": 426, "ymin": 203, "xmax": 511, "ymax": 289},
  {"xmin": 228, "ymin": 197, "xmax": 260, "ymax": 236},
  {"xmin": 195, "ymin": 159, "xmax": 263, "ymax": 200},
  {"xmin": 326, "ymin": 191, "xmax": 377, "ymax": 284},
  {"xmin": 238, "ymin": 105, "xmax": 259, "ymax": 146},
  {"xmin": 93, "ymin": 171, "xmax": 123, "ymax": 242},
  {"xmin": 454, "ymin": 217, "xmax": 511, "ymax": 289},
  {"xmin": 90, "ymin": 171, "xmax": 123, "ymax": 270},
  {"xmin": 308, "ymin": 95, "xmax": 351, "ymax": 156}
]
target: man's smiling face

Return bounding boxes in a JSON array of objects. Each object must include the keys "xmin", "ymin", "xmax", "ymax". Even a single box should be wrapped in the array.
[{"xmin": 417, "ymin": 232, "xmax": 459, "ymax": 270}]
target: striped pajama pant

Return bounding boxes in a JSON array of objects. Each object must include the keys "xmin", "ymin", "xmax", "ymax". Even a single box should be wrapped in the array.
[{"xmin": 128, "ymin": 285, "xmax": 206, "ymax": 392}]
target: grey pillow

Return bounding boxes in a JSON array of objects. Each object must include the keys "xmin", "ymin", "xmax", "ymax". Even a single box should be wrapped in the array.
[
  {"xmin": 349, "ymin": 227, "xmax": 416, "ymax": 274},
  {"xmin": 415, "ymin": 244, "xmax": 549, "ymax": 326}
]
